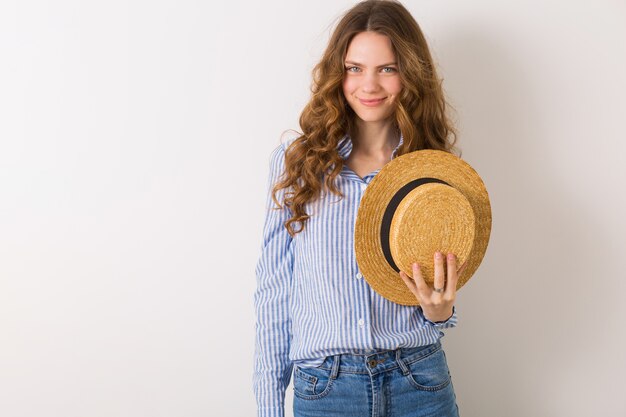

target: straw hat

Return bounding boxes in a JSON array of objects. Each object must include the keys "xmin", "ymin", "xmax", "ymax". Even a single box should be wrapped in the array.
[{"xmin": 354, "ymin": 149, "xmax": 492, "ymax": 306}]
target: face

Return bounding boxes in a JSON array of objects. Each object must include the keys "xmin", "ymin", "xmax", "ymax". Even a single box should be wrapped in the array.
[{"xmin": 342, "ymin": 31, "xmax": 402, "ymax": 125}]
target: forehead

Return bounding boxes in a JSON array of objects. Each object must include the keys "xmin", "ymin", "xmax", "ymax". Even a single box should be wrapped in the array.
[{"xmin": 345, "ymin": 31, "xmax": 396, "ymax": 63}]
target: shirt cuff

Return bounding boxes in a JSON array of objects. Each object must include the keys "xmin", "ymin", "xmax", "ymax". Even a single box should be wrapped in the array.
[
  {"xmin": 424, "ymin": 305, "xmax": 458, "ymax": 328},
  {"xmin": 258, "ymin": 406, "xmax": 284, "ymax": 417}
]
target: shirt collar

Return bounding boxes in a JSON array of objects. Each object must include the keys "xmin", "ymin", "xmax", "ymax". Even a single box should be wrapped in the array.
[{"xmin": 337, "ymin": 132, "xmax": 404, "ymax": 160}]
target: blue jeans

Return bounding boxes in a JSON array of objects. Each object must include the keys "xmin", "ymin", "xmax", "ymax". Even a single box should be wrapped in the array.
[{"xmin": 292, "ymin": 340, "xmax": 460, "ymax": 417}]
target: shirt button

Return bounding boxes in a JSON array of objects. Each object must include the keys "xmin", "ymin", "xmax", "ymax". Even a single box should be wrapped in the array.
[
  {"xmin": 356, "ymin": 272, "xmax": 362, "ymax": 279},
  {"xmin": 358, "ymin": 318, "xmax": 364, "ymax": 327}
]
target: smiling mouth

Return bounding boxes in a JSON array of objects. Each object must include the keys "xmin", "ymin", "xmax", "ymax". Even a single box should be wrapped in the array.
[{"xmin": 359, "ymin": 97, "xmax": 386, "ymax": 106}]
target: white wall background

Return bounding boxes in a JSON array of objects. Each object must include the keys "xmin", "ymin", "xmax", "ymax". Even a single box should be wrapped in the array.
[{"xmin": 1, "ymin": 1, "xmax": 625, "ymax": 416}]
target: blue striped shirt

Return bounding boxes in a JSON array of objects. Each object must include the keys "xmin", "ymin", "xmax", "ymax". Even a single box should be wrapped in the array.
[{"xmin": 253, "ymin": 133, "xmax": 458, "ymax": 417}]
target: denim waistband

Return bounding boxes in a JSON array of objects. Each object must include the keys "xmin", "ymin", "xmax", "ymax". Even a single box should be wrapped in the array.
[{"xmin": 311, "ymin": 340, "xmax": 443, "ymax": 376}]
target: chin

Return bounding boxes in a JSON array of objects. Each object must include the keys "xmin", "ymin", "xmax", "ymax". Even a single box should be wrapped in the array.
[{"xmin": 354, "ymin": 113, "xmax": 394, "ymax": 123}]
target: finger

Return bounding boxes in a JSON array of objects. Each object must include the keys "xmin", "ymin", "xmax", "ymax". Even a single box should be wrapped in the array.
[
  {"xmin": 457, "ymin": 260, "xmax": 468, "ymax": 276},
  {"xmin": 411, "ymin": 262, "xmax": 432, "ymax": 299},
  {"xmin": 446, "ymin": 253, "xmax": 459, "ymax": 298},
  {"xmin": 399, "ymin": 270, "xmax": 418, "ymax": 295},
  {"xmin": 433, "ymin": 252, "xmax": 445, "ymax": 293}
]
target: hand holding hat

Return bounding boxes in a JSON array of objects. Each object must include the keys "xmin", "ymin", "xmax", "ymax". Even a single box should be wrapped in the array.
[
  {"xmin": 398, "ymin": 252, "xmax": 467, "ymax": 323},
  {"xmin": 354, "ymin": 149, "xmax": 492, "ymax": 307}
]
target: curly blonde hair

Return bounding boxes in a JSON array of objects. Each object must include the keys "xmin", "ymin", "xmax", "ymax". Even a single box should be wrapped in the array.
[{"xmin": 272, "ymin": 0, "xmax": 460, "ymax": 237}]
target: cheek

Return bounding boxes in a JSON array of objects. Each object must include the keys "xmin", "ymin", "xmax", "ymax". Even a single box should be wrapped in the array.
[
  {"xmin": 342, "ymin": 77, "xmax": 357, "ymax": 96},
  {"xmin": 387, "ymin": 78, "xmax": 403, "ymax": 95}
]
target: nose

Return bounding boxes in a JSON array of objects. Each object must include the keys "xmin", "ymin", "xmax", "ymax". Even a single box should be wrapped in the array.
[{"xmin": 361, "ymin": 72, "xmax": 381, "ymax": 93}]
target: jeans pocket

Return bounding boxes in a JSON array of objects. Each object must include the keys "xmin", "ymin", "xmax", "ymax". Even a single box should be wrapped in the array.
[
  {"xmin": 293, "ymin": 364, "xmax": 335, "ymax": 400},
  {"xmin": 404, "ymin": 348, "xmax": 451, "ymax": 391}
]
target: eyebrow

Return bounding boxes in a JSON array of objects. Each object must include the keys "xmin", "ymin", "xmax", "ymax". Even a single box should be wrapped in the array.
[{"xmin": 344, "ymin": 61, "xmax": 397, "ymax": 67}]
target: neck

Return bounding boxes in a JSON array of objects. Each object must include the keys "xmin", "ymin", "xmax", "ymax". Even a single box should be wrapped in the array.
[{"xmin": 352, "ymin": 119, "xmax": 399, "ymax": 156}]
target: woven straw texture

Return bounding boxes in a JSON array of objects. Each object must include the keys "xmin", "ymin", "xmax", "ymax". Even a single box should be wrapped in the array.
[{"xmin": 354, "ymin": 149, "xmax": 492, "ymax": 306}]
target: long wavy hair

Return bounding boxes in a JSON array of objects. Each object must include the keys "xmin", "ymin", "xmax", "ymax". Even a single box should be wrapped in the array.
[{"xmin": 272, "ymin": 0, "xmax": 460, "ymax": 237}]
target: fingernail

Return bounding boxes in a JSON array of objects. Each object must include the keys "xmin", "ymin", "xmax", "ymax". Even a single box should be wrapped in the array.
[
  {"xmin": 448, "ymin": 253, "xmax": 454, "ymax": 260},
  {"xmin": 435, "ymin": 252, "xmax": 442, "ymax": 259}
]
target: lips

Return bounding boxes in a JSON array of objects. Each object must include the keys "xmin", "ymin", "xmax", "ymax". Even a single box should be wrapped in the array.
[{"xmin": 359, "ymin": 97, "xmax": 386, "ymax": 107}]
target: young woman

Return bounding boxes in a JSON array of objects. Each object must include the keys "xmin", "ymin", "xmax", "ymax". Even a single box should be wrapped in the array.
[{"xmin": 254, "ymin": 1, "xmax": 464, "ymax": 416}]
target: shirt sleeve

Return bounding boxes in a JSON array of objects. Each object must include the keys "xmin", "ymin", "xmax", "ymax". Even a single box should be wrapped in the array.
[
  {"xmin": 423, "ymin": 305, "xmax": 458, "ymax": 329},
  {"xmin": 253, "ymin": 143, "xmax": 295, "ymax": 417}
]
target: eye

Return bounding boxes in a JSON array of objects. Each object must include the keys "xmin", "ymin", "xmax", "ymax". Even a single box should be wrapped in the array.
[
  {"xmin": 382, "ymin": 67, "xmax": 397, "ymax": 73},
  {"xmin": 345, "ymin": 66, "xmax": 360, "ymax": 72}
]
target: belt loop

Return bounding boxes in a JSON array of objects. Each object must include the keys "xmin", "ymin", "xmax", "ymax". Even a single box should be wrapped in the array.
[
  {"xmin": 395, "ymin": 348, "xmax": 410, "ymax": 376},
  {"xmin": 330, "ymin": 354, "xmax": 341, "ymax": 380}
]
